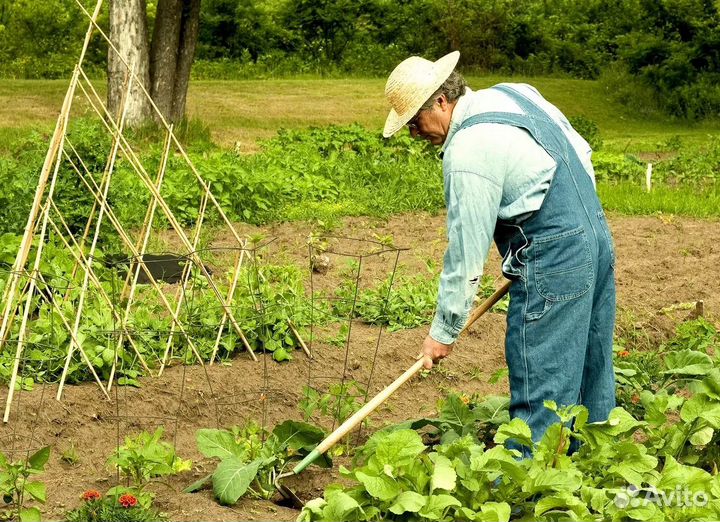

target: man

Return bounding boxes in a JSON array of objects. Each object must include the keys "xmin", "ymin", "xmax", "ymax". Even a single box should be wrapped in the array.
[{"xmin": 383, "ymin": 51, "xmax": 616, "ymax": 451}]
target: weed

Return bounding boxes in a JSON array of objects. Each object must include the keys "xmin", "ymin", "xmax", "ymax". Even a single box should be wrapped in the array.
[{"xmin": 107, "ymin": 428, "xmax": 191, "ymax": 506}]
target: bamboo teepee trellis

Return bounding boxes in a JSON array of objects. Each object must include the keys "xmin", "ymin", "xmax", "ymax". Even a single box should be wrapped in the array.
[{"xmin": 0, "ymin": 0, "xmax": 276, "ymax": 423}]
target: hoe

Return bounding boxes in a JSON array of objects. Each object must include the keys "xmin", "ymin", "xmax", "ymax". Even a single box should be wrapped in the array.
[{"xmin": 274, "ymin": 279, "xmax": 512, "ymax": 507}]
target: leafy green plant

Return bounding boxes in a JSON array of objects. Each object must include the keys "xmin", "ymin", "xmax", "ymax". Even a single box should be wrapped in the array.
[
  {"xmin": 302, "ymin": 399, "xmax": 720, "ymax": 522},
  {"xmin": 107, "ymin": 428, "xmax": 191, "ymax": 506},
  {"xmin": 187, "ymin": 420, "xmax": 329, "ymax": 504},
  {"xmin": 377, "ymin": 393, "xmax": 510, "ymax": 448},
  {"xmin": 0, "ymin": 447, "xmax": 49, "ymax": 522},
  {"xmin": 568, "ymin": 115, "xmax": 603, "ymax": 151},
  {"xmin": 300, "ymin": 381, "xmax": 367, "ymax": 441},
  {"xmin": 65, "ymin": 489, "xmax": 166, "ymax": 522},
  {"xmin": 331, "ymin": 268, "xmax": 439, "ymax": 331}
]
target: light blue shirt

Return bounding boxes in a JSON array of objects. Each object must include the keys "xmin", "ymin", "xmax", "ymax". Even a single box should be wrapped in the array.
[{"xmin": 429, "ymin": 83, "xmax": 595, "ymax": 344}]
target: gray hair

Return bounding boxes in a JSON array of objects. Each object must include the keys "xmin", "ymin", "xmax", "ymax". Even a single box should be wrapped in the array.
[{"xmin": 421, "ymin": 70, "xmax": 467, "ymax": 109}]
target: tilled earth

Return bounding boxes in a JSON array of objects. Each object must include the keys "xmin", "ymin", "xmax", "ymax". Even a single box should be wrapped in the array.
[{"xmin": 0, "ymin": 212, "xmax": 717, "ymax": 521}]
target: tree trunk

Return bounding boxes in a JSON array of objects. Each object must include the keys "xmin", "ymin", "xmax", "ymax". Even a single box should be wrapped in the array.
[
  {"xmin": 171, "ymin": 0, "xmax": 201, "ymax": 123},
  {"xmin": 108, "ymin": 0, "xmax": 152, "ymax": 127},
  {"xmin": 149, "ymin": 0, "xmax": 182, "ymax": 121},
  {"xmin": 149, "ymin": 0, "xmax": 201, "ymax": 124}
]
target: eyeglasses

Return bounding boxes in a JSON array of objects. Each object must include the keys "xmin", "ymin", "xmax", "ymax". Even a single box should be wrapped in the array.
[
  {"xmin": 406, "ymin": 98, "xmax": 439, "ymax": 131},
  {"xmin": 407, "ymin": 112, "xmax": 422, "ymax": 131}
]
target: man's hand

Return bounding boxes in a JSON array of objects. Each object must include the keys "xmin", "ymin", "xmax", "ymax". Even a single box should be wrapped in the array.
[{"xmin": 420, "ymin": 335, "xmax": 454, "ymax": 369}]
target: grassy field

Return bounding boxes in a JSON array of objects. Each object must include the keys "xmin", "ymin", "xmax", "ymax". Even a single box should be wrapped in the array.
[
  {"xmin": 1, "ymin": 77, "xmax": 719, "ymax": 153},
  {"xmin": 1, "ymin": 77, "xmax": 718, "ymax": 220}
]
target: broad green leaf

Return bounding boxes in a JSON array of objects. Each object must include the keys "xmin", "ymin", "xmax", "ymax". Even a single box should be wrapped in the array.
[
  {"xmin": 299, "ymin": 497, "xmax": 326, "ymax": 521},
  {"xmin": 472, "ymin": 395, "xmax": 510, "ymax": 425},
  {"xmin": 681, "ymin": 394, "xmax": 720, "ymax": 428},
  {"xmin": 23, "ymin": 481, "xmax": 46, "ymax": 503},
  {"xmin": 196, "ymin": 429, "xmax": 242, "ymax": 460},
  {"xmin": 608, "ymin": 442, "xmax": 658, "ymax": 486},
  {"xmin": 439, "ymin": 394, "xmax": 474, "ymax": 427},
  {"xmin": 663, "ymin": 349, "xmax": 713, "ymax": 376},
  {"xmin": 657, "ymin": 455, "xmax": 713, "ymax": 492},
  {"xmin": 272, "ymin": 347, "xmax": 292, "ymax": 362},
  {"xmin": 695, "ymin": 368, "xmax": 720, "ymax": 400},
  {"xmin": 579, "ymin": 407, "xmax": 644, "ymax": 448},
  {"xmin": 430, "ymin": 454, "xmax": 456, "ymax": 492},
  {"xmin": 494, "ymin": 418, "xmax": 533, "ymax": 448},
  {"xmin": 355, "ymin": 471, "xmax": 400, "ymax": 501},
  {"xmin": 618, "ymin": 501, "xmax": 662, "ymax": 521},
  {"xmin": 323, "ymin": 489, "xmax": 364, "ymax": 521},
  {"xmin": 419, "ymin": 494, "xmax": 461, "ymax": 520},
  {"xmin": 641, "ymin": 389, "xmax": 684, "ymax": 427},
  {"xmin": 272, "ymin": 420, "xmax": 325, "ymax": 453},
  {"xmin": 212, "ymin": 457, "xmax": 262, "ymax": 505},
  {"xmin": 690, "ymin": 426, "xmax": 714, "ymax": 446},
  {"xmin": 27, "ymin": 446, "xmax": 50, "ymax": 471},
  {"xmin": 524, "ymin": 466, "xmax": 583, "ymax": 495},
  {"xmin": 388, "ymin": 490, "xmax": 426, "ymax": 515},
  {"xmin": 534, "ymin": 493, "xmax": 591, "ymax": 519},
  {"xmin": 580, "ymin": 486, "xmax": 608, "ymax": 513},
  {"xmin": 18, "ymin": 507, "xmax": 41, "ymax": 522},
  {"xmin": 373, "ymin": 429, "xmax": 425, "ymax": 469},
  {"xmin": 477, "ymin": 501, "xmax": 511, "ymax": 522}
]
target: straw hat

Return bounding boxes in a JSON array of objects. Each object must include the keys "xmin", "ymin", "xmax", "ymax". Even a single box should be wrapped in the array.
[{"xmin": 382, "ymin": 51, "xmax": 460, "ymax": 138}]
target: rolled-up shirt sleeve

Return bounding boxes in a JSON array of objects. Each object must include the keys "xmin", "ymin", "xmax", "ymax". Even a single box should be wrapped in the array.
[{"xmin": 429, "ymin": 168, "xmax": 504, "ymax": 344}]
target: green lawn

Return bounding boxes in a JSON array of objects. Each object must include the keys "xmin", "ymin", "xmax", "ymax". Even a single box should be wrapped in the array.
[{"xmin": 1, "ymin": 77, "xmax": 718, "ymax": 153}]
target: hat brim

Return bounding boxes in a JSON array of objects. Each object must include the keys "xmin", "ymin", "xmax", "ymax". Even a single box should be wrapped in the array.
[{"xmin": 382, "ymin": 51, "xmax": 460, "ymax": 138}]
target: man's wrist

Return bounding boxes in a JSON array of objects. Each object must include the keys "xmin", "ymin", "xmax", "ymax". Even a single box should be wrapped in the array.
[{"xmin": 429, "ymin": 320, "xmax": 458, "ymax": 345}]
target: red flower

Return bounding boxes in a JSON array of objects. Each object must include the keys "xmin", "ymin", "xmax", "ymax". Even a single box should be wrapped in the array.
[
  {"xmin": 118, "ymin": 494, "xmax": 138, "ymax": 508},
  {"xmin": 81, "ymin": 490, "xmax": 101, "ymax": 502},
  {"xmin": 618, "ymin": 350, "xmax": 630, "ymax": 358},
  {"xmin": 631, "ymin": 394, "xmax": 640, "ymax": 404}
]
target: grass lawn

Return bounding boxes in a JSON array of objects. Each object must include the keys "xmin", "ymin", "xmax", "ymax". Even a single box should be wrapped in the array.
[{"xmin": 1, "ymin": 77, "xmax": 718, "ymax": 153}]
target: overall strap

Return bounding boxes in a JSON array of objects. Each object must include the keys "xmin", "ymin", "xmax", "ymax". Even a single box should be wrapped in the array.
[
  {"xmin": 491, "ymin": 84, "xmax": 573, "ymax": 168},
  {"xmin": 456, "ymin": 111, "xmax": 535, "ymax": 135}
]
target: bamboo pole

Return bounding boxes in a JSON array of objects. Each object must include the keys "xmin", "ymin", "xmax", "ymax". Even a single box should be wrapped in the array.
[
  {"xmin": 62, "ymin": 139, "xmax": 114, "ymax": 303},
  {"xmin": 157, "ymin": 191, "xmax": 210, "ymax": 375},
  {"xmin": 256, "ymin": 269, "xmax": 312, "ymax": 359},
  {"xmin": 107, "ymin": 125, "xmax": 174, "ymax": 391},
  {"xmin": 289, "ymin": 321, "xmax": 312, "ymax": 359},
  {"xmin": 76, "ymin": 68, "xmax": 257, "ymax": 361},
  {"xmin": 67, "ymin": 15, "xmax": 257, "ymax": 359},
  {"xmin": 46, "ymin": 202, "xmax": 148, "ymax": 372},
  {"xmin": 0, "ymin": 1, "xmax": 104, "ymax": 360},
  {"xmin": 208, "ymin": 247, "xmax": 246, "ymax": 364},
  {"xmin": 57, "ymin": 67, "xmax": 133, "ymax": 401},
  {"xmin": 73, "ymin": 0, "xmax": 247, "ymax": 251},
  {"xmin": 34, "ymin": 272, "xmax": 111, "ymax": 401},
  {"xmin": 62, "ymin": 109, "xmax": 208, "ymax": 369},
  {"xmin": 2, "ymin": 0, "xmax": 104, "ymax": 423},
  {"xmin": 2, "ymin": 98, "xmax": 70, "ymax": 420}
]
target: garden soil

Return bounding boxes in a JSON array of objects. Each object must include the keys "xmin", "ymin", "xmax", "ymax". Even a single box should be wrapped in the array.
[{"xmin": 0, "ymin": 212, "xmax": 717, "ymax": 521}]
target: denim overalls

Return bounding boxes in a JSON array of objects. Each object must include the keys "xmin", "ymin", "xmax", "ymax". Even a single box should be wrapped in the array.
[{"xmin": 453, "ymin": 84, "xmax": 616, "ymax": 452}]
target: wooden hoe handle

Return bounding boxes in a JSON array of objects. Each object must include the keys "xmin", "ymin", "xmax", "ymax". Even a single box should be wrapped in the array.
[{"xmin": 291, "ymin": 279, "xmax": 512, "ymax": 474}]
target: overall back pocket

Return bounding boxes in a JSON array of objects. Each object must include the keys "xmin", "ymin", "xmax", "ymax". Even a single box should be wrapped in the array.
[{"xmin": 533, "ymin": 226, "xmax": 594, "ymax": 301}]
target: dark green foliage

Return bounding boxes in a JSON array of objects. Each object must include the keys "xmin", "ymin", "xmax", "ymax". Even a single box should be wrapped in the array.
[
  {"xmin": 3, "ymin": 0, "xmax": 720, "ymax": 118},
  {"xmin": 0, "ymin": 0, "xmax": 106, "ymax": 79}
]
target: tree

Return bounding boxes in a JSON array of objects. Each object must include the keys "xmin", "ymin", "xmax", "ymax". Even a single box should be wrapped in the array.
[
  {"xmin": 108, "ymin": 0, "xmax": 201, "ymax": 127},
  {"xmin": 281, "ymin": 0, "xmax": 363, "ymax": 62}
]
